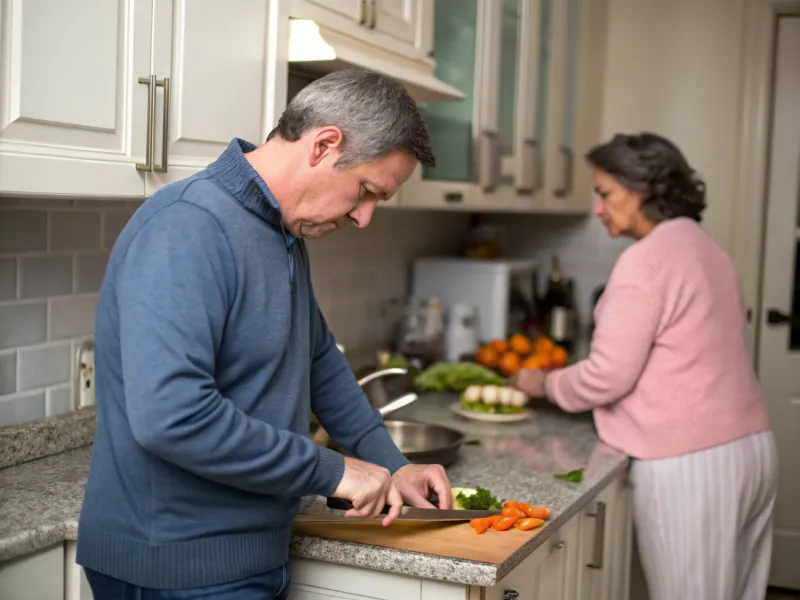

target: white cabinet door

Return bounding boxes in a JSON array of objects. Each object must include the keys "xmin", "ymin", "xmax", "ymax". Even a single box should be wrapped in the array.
[
  {"xmin": 304, "ymin": 0, "xmax": 363, "ymax": 22},
  {"xmin": 0, "ymin": 544, "xmax": 64, "ymax": 600},
  {"xmin": 65, "ymin": 541, "xmax": 93, "ymax": 600},
  {"xmin": 373, "ymin": 0, "xmax": 419, "ymax": 46},
  {"xmin": 0, "ymin": 0, "xmax": 151, "ymax": 197},
  {"xmin": 289, "ymin": 558, "xmax": 422, "ymax": 600},
  {"xmin": 145, "ymin": 0, "xmax": 287, "ymax": 194}
]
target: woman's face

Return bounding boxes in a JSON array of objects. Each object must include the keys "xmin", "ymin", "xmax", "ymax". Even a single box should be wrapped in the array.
[{"xmin": 591, "ymin": 170, "xmax": 652, "ymax": 239}]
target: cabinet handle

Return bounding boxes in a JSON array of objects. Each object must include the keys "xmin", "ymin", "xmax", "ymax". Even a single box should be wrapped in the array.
[
  {"xmin": 369, "ymin": 0, "xmax": 377, "ymax": 28},
  {"xmin": 359, "ymin": 0, "xmax": 368, "ymax": 25},
  {"xmin": 479, "ymin": 130, "xmax": 499, "ymax": 192},
  {"xmin": 554, "ymin": 145, "xmax": 574, "ymax": 198},
  {"xmin": 517, "ymin": 138, "xmax": 541, "ymax": 194},
  {"xmin": 587, "ymin": 501, "xmax": 606, "ymax": 570},
  {"xmin": 503, "ymin": 592, "xmax": 519, "ymax": 600},
  {"xmin": 553, "ymin": 540, "xmax": 565, "ymax": 550},
  {"xmin": 136, "ymin": 75, "xmax": 157, "ymax": 172},
  {"xmin": 153, "ymin": 77, "xmax": 171, "ymax": 173}
]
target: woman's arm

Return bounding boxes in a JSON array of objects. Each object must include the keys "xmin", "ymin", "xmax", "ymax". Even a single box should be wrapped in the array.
[{"xmin": 545, "ymin": 276, "xmax": 663, "ymax": 413}]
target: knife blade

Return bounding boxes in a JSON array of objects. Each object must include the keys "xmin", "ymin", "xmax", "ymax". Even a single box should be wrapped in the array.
[{"xmin": 294, "ymin": 505, "xmax": 502, "ymax": 524}]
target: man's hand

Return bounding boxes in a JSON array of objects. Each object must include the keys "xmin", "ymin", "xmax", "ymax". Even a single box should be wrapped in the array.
[
  {"xmin": 509, "ymin": 368, "xmax": 547, "ymax": 398},
  {"xmin": 331, "ymin": 457, "xmax": 403, "ymax": 527},
  {"xmin": 392, "ymin": 464, "xmax": 453, "ymax": 510}
]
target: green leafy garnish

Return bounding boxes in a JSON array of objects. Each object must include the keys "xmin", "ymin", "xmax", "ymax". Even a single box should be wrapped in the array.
[
  {"xmin": 554, "ymin": 468, "xmax": 585, "ymax": 483},
  {"xmin": 455, "ymin": 486, "xmax": 501, "ymax": 510},
  {"xmin": 464, "ymin": 439, "xmax": 482, "ymax": 446},
  {"xmin": 413, "ymin": 362, "xmax": 504, "ymax": 393}
]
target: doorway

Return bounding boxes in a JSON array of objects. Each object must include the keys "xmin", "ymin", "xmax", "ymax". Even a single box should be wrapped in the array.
[{"xmin": 757, "ymin": 14, "xmax": 800, "ymax": 591}]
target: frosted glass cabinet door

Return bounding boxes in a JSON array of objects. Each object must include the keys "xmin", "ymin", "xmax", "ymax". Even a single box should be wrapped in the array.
[
  {"xmin": 497, "ymin": 0, "xmax": 523, "ymax": 185},
  {"xmin": 418, "ymin": 0, "xmax": 480, "ymax": 183}
]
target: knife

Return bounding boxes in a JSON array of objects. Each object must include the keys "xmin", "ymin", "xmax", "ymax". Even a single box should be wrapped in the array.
[{"xmin": 294, "ymin": 505, "xmax": 502, "ymax": 524}]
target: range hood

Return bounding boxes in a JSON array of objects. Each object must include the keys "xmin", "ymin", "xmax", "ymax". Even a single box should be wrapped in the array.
[{"xmin": 288, "ymin": 19, "xmax": 464, "ymax": 104}]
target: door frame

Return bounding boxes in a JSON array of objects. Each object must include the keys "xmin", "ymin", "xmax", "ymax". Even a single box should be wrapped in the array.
[{"xmin": 730, "ymin": 0, "xmax": 800, "ymax": 365}]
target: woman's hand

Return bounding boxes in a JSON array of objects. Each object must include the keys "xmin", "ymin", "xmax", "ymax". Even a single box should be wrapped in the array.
[{"xmin": 509, "ymin": 368, "xmax": 548, "ymax": 398}]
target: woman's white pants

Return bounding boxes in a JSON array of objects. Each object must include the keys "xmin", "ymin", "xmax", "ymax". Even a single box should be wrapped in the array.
[{"xmin": 630, "ymin": 431, "xmax": 778, "ymax": 600}]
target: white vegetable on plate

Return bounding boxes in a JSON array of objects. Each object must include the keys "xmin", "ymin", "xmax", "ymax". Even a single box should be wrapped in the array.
[
  {"xmin": 498, "ymin": 386, "xmax": 513, "ymax": 406},
  {"xmin": 481, "ymin": 385, "xmax": 499, "ymax": 405},
  {"xmin": 511, "ymin": 389, "xmax": 528, "ymax": 407},
  {"xmin": 463, "ymin": 385, "xmax": 482, "ymax": 403}
]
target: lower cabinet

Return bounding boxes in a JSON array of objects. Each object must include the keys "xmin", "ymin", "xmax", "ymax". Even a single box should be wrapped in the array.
[{"xmin": 0, "ymin": 544, "xmax": 64, "ymax": 600}]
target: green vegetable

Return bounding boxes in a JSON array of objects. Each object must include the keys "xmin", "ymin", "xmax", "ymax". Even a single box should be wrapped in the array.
[
  {"xmin": 453, "ymin": 486, "xmax": 501, "ymax": 510},
  {"xmin": 413, "ymin": 362, "xmax": 504, "ymax": 393},
  {"xmin": 459, "ymin": 397, "xmax": 524, "ymax": 415},
  {"xmin": 383, "ymin": 354, "xmax": 409, "ymax": 369},
  {"xmin": 464, "ymin": 439, "xmax": 482, "ymax": 446},
  {"xmin": 554, "ymin": 468, "xmax": 585, "ymax": 483}
]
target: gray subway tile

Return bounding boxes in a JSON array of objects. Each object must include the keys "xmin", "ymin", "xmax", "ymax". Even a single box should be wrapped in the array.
[
  {"xmin": 49, "ymin": 296, "xmax": 97, "ymax": 340},
  {"xmin": 75, "ymin": 253, "xmax": 109, "ymax": 294},
  {"xmin": 0, "ymin": 302, "xmax": 47, "ymax": 350},
  {"xmin": 17, "ymin": 342, "xmax": 71, "ymax": 391},
  {"xmin": 0, "ymin": 352, "xmax": 16, "ymax": 395},
  {"xmin": 0, "ymin": 210, "xmax": 48, "ymax": 254},
  {"xmin": 49, "ymin": 211, "xmax": 102, "ymax": 251},
  {"xmin": 19, "ymin": 255, "xmax": 73, "ymax": 299},
  {"xmin": 46, "ymin": 384, "xmax": 73, "ymax": 417},
  {"xmin": 102, "ymin": 211, "xmax": 133, "ymax": 249},
  {"xmin": 0, "ymin": 390, "xmax": 46, "ymax": 428},
  {"xmin": 0, "ymin": 258, "xmax": 16, "ymax": 301}
]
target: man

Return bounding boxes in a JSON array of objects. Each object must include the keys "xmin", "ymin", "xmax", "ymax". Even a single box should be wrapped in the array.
[{"xmin": 76, "ymin": 69, "xmax": 452, "ymax": 599}]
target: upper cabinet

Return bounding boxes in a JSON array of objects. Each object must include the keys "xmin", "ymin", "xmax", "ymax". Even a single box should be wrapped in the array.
[
  {"xmin": 402, "ymin": 0, "xmax": 609, "ymax": 214},
  {"xmin": 0, "ymin": 0, "xmax": 287, "ymax": 199}
]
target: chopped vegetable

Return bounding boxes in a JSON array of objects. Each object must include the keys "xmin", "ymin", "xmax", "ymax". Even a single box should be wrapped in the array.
[
  {"xmin": 413, "ymin": 362, "xmax": 504, "ymax": 393},
  {"xmin": 464, "ymin": 439, "xmax": 482, "ymax": 446},
  {"xmin": 470, "ymin": 517, "xmax": 490, "ymax": 534},
  {"xmin": 491, "ymin": 516, "xmax": 518, "ymax": 531},
  {"xmin": 459, "ymin": 384, "xmax": 529, "ymax": 414},
  {"xmin": 502, "ymin": 506, "xmax": 526, "ymax": 519},
  {"xmin": 452, "ymin": 486, "xmax": 501, "ymax": 511},
  {"xmin": 515, "ymin": 517, "xmax": 545, "ymax": 531},
  {"xmin": 555, "ymin": 468, "xmax": 585, "ymax": 483},
  {"xmin": 518, "ymin": 504, "xmax": 551, "ymax": 520}
]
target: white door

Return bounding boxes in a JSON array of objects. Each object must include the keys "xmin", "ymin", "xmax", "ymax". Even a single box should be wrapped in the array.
[
  {"xmin": 0, "ymin": 0, "xmax": 151, "ymax": 197},
  {"xmin": 304, "ymin": 0, "xmax": 364, "ymax": 22},
  {"xmin": 145, "ymin": 0, "xmax": 285, "ymax": 194},
  {"xmin": 757, "ymin": 14, "xmax": 800, "ymax": 592},
  {"xmin": 373, "ymin": 0, "xmax": 419, "ymax": 46}
]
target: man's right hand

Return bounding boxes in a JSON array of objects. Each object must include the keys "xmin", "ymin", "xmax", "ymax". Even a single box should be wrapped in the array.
[{"xmin": 331, "ymin": 457, "xmax": 403, "ymax": 527}]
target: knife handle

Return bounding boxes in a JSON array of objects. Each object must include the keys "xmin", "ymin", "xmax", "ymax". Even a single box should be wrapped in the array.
[{"xmin": 327, "ymin": 492, "xmax": 441, "ymax": 512}]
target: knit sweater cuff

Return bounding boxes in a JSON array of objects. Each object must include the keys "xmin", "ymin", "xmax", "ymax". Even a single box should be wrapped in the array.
[
  {"xmin": 355, "ymin": 426, "xmax": 410, "ymax": 474},
  {"xmin": 308, "ymin": 445, "xmax": 346, "ymax": 498}
]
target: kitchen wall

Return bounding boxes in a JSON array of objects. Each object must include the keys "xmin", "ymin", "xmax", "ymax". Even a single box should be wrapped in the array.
[{"xmin": 0, "ymin": 201, "xmax": 468, "ymax": 428}]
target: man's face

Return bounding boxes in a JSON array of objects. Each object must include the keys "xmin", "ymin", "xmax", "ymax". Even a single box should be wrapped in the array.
[{"xmin": 282, "ymin": 127, "xmax": 417, "ymax": 239}]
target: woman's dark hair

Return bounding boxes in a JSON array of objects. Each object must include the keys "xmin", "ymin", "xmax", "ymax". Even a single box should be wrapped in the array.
[{"xmin": 585, "ymin": 133, "xmax": 706, "ymax": 223}]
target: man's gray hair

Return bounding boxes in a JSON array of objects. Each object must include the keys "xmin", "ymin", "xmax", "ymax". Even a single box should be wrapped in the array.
[{"xmin": 268, "ymin": 69, "xmax": 436, "ymax": 169}]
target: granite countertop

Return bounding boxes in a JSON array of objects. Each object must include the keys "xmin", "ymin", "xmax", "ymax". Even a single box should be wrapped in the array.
[{"xmin": 0, "ymin": 395, "xmax": 628, "ymax": 587}]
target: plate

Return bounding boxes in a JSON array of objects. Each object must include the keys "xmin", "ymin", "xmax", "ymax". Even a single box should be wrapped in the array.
[{"xmin": 450, "ymin": 401, "xmax": 533, "ymax": 423}]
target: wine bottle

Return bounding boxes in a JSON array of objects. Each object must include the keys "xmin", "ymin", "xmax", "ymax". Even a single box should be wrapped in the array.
[{"xmin": 542, "ymin": 255, "xmax": 571, "ymax": 349}]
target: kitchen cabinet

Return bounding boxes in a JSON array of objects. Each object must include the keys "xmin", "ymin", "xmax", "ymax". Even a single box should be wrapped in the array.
[
  {"xmin": 290, "ymin": 0, "xmax": 430, "ymax": 60},
  {"xmin": 0, "ymin": 543, "xmax": 64, "ymax": 600},
  {"xmin": 65, "ymin": 541, "xmax": 93, "ymax": 600},
  {"xmin": 0, "ymin": 0, "xmax": 287, "ymax": 199},
  {"xmin": 401, "ymin": 0, "xmax": 608, "ymax": 214}
]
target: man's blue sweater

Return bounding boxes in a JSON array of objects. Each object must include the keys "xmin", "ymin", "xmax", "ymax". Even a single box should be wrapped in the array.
[{"xmin": 76, "ymin": 139, "xmax": 408, "ymax": 589}]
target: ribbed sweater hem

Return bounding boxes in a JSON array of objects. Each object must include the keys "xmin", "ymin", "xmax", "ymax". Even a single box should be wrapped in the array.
[{"xmin": 76, "ymin": 523, "xmax": 292, "ymax": 589}]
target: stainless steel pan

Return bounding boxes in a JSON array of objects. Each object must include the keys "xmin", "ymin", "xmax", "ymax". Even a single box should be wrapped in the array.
[{"xmin": 382, "ymin": 419, "xmax": 464, "ymax": 466}]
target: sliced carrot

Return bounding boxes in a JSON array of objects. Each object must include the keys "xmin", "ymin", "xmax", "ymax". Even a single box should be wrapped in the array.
[
  {"xmin": 491, "ymin": 516, "xmax": 519, "ymax": 531},
  {"xmin": 515, "ymin": 517, "xmax": 545, "ymax": 531},
  {"xmin": 470, "ymin": 518, "xmax": 490, "ymax": 534},
  {"xmin": 519, "ymin": 504, "xmax": 551, "ymax": 520},
  {"xmin": 502, "ymin": 506, "xmax": 526, "ymax": 519}
]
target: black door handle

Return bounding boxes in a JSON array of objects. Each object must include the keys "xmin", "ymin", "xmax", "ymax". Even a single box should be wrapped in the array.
[{"xmin": 766, "ymin": 309, "xmax": 800, "ymax": 327}]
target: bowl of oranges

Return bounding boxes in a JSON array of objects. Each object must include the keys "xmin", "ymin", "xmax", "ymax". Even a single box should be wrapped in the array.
[{"xmin": 473, "ymin": 334, "xmax": 568, "ymax": 378}]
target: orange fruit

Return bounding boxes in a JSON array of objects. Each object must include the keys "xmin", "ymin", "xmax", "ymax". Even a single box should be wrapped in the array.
[
  {"xmin": 488, "ymin": 339, "xmax": 509, "ymax": 354},
  {"xmin": 550, "ymin": 346, "xmax": 568, "ymax": 368},
  {"xmin": 497, "ymin": 352, "xmax": 521, "ymax": 376},
  {"xmin": 522, "ymin": 354, "xmax": 550, "ymax": 370},
  {"xmin": 475, "ymin": 346, "xmax": 500, "ymax": 368},
  {"xmin": 508, "ymin": 334, "xmax": 532, "ymax": 356},
  {"xmin": 534, "ymin": 336, "xmax": 555, "ymax": 355}
]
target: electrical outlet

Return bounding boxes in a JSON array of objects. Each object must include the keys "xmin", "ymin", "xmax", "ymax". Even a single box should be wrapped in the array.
[{"xmin": 75, "ymin": 340, "xmax": 95, "ymax": 409}]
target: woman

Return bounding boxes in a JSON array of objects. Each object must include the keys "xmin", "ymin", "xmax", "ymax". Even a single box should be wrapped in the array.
[{"xmin": 511, "ymin": 133, "xmax": 777, "ymax": 600}]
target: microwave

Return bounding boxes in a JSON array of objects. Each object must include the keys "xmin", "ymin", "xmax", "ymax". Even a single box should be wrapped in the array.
[{"xmin": 411, "ymin": 257, "xmax": 538, "ymax": 342}]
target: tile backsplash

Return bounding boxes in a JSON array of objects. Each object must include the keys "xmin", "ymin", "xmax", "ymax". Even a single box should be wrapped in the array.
[{"xmin": 0, "ymin": 199, "xmax": 469, "ymax": 428}]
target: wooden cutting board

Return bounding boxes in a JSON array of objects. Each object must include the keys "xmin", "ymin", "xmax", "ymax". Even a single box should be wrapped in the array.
[{"xmin": 292, "ymin": 519, "xmax": 544, "ymax": 564}]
